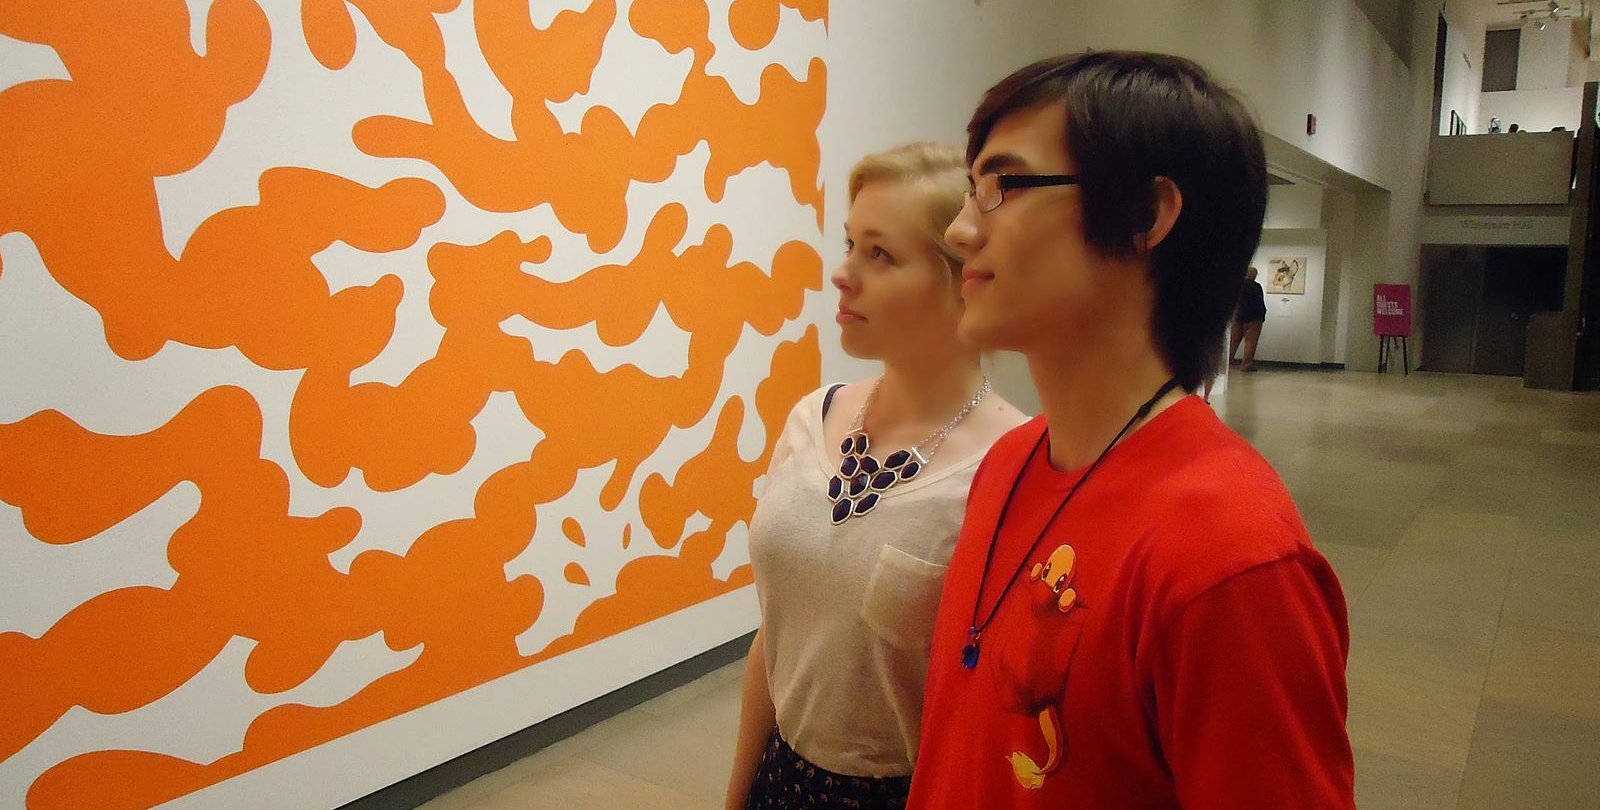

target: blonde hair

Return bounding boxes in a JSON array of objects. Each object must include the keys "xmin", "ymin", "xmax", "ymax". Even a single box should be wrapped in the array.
[{"xmin": 847, "ymin": 142, "xmax": 967, "ymax": 276}]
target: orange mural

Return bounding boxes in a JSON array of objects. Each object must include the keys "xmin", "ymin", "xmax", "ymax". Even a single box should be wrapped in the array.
[{"xmin": 0, "ymin": 0, "xmax": 826, "ymax": 807}]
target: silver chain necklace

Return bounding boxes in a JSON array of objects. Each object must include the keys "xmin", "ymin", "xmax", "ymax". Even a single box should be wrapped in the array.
[{"xmin": 828, "ymin": 376, "xmax": 992, "ymax": 524}]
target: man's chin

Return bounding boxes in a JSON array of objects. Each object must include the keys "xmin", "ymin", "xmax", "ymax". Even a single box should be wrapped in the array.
[{"xmin": 957, "ymin": 316, "xmax": 1014, "ymax": 353}]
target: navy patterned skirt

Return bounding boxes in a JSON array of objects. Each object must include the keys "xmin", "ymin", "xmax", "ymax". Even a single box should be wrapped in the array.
[{"xmin": 744, "ymin": 729, "xmax": 911, "ymax": 810}]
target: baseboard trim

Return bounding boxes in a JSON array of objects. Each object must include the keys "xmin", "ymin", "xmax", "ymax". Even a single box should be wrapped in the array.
[
  {"xmin": 1232, "ymin": 360, "xmax": 1346, "ymax": 371},
  {"xmin": 338, "ymin": 631, "xmax": 756, "ymax": 810}
]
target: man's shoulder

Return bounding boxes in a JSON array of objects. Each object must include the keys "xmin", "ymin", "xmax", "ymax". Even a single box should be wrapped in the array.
[
  {"xmin": 1135, "ymin": 439, "xmax": 1319, "ymax": 610},
  {"xmin": 970, "ymin": 415, "xmax": 1047, "ymax": 478}
]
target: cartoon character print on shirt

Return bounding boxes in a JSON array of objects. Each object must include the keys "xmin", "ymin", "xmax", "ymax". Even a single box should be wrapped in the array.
[{"xmin": 991, "ymin": 542, "xmax": 1087, "ymax": 791}]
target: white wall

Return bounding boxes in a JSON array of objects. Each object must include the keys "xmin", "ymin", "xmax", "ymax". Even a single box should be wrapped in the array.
[
  {"xmin": 1056, "ymin": 0, "xmax": 1416, "ymax": 192},
  {"xmin": 1345, "ymin": 0, "xmax": 1442, "ymax": 374},
  {"xmin": 1517, "ymin": 19, "xmax": 1574, "ymax": 90},
  {"xmin": 1263, "ymin": 185, "xmax": 1325, "ymax": 230},
  {"xmin": 1473, "ymin": 18, "xmax": 1584, "ymax": 132},
  {"xmin": 1253, "ymin": 230, "xmax": 1330, "ymax": 365},
  {"xmin": 1323, "ymin": 189, "xmax": 1358, "ymax": 365},
  {"xmin": 1439, "ymin": 12, "xmax": 1485, "ymax": 134},
  {"xmin": 1478, "ymin": 86, "xmax": 1584, "ymax": 131},
  {"xmin": 827, "ymin": 0, "xmax": 1435, "ymax": 398},
  {"xmin": 0, "ymin": 2, "xmax": 830, "ymax": 808},
  {"xmin": 1251, "ymin": 185, "xmax": 1343, "ymax": 367}
]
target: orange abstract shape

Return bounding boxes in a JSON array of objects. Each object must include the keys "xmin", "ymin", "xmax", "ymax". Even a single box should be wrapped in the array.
[
  {"xmin": 0, "ymin": 0, "xmax": 271, "ymax": 364},
  {"xmin": 783, "ymin": 0, "xmax": 828, "ymax": 24},
  {"xmin": 631, "ymin": 0, "xmax": 711, "ymax": 55},
  {"xmin": 533, "ymin": 328, "xmax": 816, "ymax": 657},
  {"xmin": 1, "ymin": 0, "xmax": 826, "ymax": 805},
  {"xmin": 728, "ymin": 0, "xmax": 781, "ymax": 50},
  {"xmin": 350, "ymin": 0, "xmax": 823, "ymax": 252},
  {"xmin": 302, "ymin": 0, "xmax": 358, "ymax": 71},
  {"xmin": 29, "ymin": 750, "xmax": 214, "ymax": 810},
  {"xmin": 564, "ymin": 563, "xmax": 590, "ymax": 586},
  {"xmin": 562, "ymin": 518, "xmax": 586, "ymax": 547},
  {"xmin": 149, "ymin": 169, "xmax": 445, "ymax": 369},
  {"xmin": 288, "ymin": 205, "xmax": 818, "ymax": 498},
  {"xmin": 0, "ymin": 392, "xmax": 246, "ymax": 545},
  {"xmin": 0, "ymin": 387, "xmax": 369, "ymax": 763}
]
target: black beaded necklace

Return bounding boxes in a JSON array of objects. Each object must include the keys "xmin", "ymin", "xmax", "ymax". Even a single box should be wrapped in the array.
[{"xmin": 960, "ymin": 378, "xmax": 1181, "ymax": 670}]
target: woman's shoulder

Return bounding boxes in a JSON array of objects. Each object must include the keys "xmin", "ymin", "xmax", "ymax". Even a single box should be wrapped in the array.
[{"xmin": 818, "ymin": 377, "xmax": 880, "ymax": 427}]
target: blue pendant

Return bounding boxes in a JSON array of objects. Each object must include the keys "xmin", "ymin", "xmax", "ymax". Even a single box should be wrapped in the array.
[{"xmin": 961, "ymin": 642, "xmax": 980, "ymax": 669}]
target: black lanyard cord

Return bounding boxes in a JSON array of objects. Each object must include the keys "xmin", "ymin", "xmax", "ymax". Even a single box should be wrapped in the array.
[{"xmin": 963, "ymin": 378, "xmax": 1181, "ymax": 663}]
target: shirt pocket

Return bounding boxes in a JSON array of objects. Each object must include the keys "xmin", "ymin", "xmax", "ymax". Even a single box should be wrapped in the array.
[
  {"xmin": 988, "ymin": 585, "xmax": 1090, "ymax": 716},
  {"xmin": 860, "ymin": 545, "xmax": 949, "ymax": 650}
]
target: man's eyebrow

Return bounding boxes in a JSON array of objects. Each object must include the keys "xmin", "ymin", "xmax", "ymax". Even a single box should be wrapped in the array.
[{"xmin": 973, "ymin": 152, "xmax": 1030, "ymax": 178}]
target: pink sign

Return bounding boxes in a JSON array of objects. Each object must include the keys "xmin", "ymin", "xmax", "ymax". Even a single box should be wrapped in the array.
[{"xmin": 1374, "ymin": 284, "xmax": 1412, "ymax": 337}]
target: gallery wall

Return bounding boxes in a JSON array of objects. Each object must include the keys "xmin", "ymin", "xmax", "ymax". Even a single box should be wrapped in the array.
[
  {"xmin": 1252, "ymin": 231, "xmax": 1332, "ymax": 365},
  {"xmin": 1475, "ymin": 18, "xmax": 1586, "ymax": 133},
  {"xmin": 0, "ymin": 1, "xmax": 826, "ymax": 807},
  {"xmin": 1438, "ymin": 9, "xmax": 1484, "ymax": 135},
  {"xmin": 1246, "ymin": 184, "xmax": 1331, "ymax": 366},
  {"xmin": 975, "ymin": 0, "xmax": 1436, "ymax": 393},
  {"xmin": 1479, "ymin": 86, "xmax": 1584, "ymax": 132}
]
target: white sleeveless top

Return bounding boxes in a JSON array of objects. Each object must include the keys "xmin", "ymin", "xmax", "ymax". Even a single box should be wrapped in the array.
[{"xmin": 748, "ymin": 386, "xmax": 987, "ymax": 777}]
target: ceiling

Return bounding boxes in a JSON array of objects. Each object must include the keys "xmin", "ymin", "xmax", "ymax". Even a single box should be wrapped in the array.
[{"xmin": 1459, "ymin": 0, "xmax": 1591, "ymax": 28}]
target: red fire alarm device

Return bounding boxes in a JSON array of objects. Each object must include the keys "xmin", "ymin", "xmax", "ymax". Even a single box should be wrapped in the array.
[{"xmin": 1306, "ymin": 113, "xmax": 1317, "ymax": 135}]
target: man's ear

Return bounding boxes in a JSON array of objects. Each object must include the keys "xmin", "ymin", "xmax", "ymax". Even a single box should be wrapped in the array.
[{"xmin": 1137, "ymin": 177, "xmax": 1183, "ymax": 252}]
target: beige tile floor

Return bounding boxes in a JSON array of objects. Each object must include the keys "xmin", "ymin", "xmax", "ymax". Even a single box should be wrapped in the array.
[{"xmin": 421, "ymin": 370, "xmax": 1600, "ymax": 810}]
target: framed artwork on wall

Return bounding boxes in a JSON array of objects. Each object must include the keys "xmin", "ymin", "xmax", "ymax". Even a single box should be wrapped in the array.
[{"xmin": 1266, "ymin": 256, "xmax": 1308, "ymax": 295}]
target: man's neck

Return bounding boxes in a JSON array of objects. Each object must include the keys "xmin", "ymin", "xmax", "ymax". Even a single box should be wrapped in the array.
[{"xmin": 1028, "ymin": 333, "xmax": 1184, "ymax": 471}]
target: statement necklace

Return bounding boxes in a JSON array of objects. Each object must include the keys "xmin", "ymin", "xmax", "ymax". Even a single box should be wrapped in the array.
[{"xmin": 828, "ymin": 376, "xmax": 992, "ymax": 525}]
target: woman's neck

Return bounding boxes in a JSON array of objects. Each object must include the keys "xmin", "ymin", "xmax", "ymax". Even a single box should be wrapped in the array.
[{"xmin": 868, "ymin": 353, "xmax": 987, "ymax": 434}]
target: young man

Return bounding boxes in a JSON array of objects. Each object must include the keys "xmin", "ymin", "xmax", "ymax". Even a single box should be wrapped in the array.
[{"xmin": 907, "ymin": 52, "xmax": 1355, "ymax": 808}]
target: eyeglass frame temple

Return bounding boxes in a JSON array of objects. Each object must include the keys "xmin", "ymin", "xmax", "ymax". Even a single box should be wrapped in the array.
[{"xmin": 970, "ymin": 173, "xmax": 1083, "ymax": 212}]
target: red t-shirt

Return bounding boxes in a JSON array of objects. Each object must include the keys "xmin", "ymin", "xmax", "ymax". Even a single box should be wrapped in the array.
[{"xmin": 907, "ymin": 397, "xmax": 1353, "ymax": 809}]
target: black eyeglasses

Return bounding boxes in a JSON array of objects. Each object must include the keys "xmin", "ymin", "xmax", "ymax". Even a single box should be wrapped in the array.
[{"xmin": 968, "ymin": 174, "xmax": 1082, "ymax": 213}]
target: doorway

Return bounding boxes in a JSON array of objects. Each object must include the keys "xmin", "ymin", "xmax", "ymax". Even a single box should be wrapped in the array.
[{"xmin": 1420, "ymin": 245, "xmax": 1567, "ymax": 376}]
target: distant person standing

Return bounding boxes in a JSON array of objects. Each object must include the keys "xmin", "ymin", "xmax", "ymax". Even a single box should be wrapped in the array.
[{"xmin": 1230, "ymin": 266, "xmax": 1267, "ymax": 372}]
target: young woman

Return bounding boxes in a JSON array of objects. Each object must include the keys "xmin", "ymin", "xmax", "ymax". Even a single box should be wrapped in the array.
[{"xmin": 725, "ymin": 143, "xmax": 1025, "ymax": 810}]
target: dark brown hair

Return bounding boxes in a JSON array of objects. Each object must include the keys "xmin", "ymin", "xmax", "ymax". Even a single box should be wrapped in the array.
[{"xmin": 967, "ymin": 51, "xmax": 1268, "ymax": 390}]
